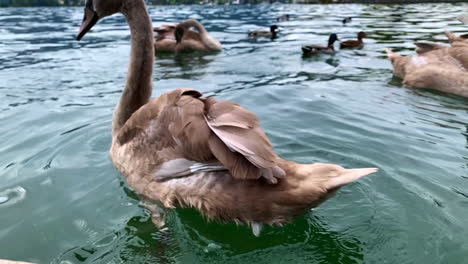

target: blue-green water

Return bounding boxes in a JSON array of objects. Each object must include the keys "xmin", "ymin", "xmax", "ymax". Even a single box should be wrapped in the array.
[{"xmin": 1, "ymin": 3, "xmax": 467, "ymax": 264}]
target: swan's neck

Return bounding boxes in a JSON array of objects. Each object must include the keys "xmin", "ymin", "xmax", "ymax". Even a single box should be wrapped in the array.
[
  {"xmin": 185, "ymin": 20, "xmax": 208, "ymax": 35},
  {"xmin": 112, "ymin": 0, "xmax": 154, "ymax": 136},
  {"xmin": 180, "ymin": 19, "xmax": 220, "ymax": 49}
]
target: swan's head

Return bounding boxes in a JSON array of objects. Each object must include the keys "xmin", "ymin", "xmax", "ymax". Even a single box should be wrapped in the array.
[
  {"xmin": 270, "ymin": 25, "xmax": 279, "ymax": 33},
  {"xmin": 76, "ymin": 0, "xmax": 123, "ymax": 40}
]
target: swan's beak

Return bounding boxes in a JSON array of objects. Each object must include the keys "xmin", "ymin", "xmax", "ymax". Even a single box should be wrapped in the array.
[{"xmin": 76, "ymin": 7, "xmax": 99, "ymax": 41}]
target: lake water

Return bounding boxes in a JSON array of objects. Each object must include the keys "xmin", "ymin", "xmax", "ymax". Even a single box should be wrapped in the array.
[{"xmin": 0, "ymin": 3, "xmax": 467, "ymax": 264}]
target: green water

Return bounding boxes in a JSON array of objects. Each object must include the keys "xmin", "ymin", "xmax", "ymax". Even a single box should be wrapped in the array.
[{"xmin": 0, "ymin": 3, "xmax": 467, "ymax": 264}]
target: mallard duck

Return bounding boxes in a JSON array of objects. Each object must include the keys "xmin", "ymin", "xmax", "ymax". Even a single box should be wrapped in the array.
[
  {"xmin": 340, "ymin": 31, "xmax": 366, "ymax": 49},
  {"xmin": 277, "ymin": 14, "xmax": 290, "ymax": 22},
  {"xmin": 302, "ymin": 33, "xmax": 339, "ymax": 55},
  {"xmin": 76, "ymin": 0, "xmax": 377, "ymax": 236},
  {"xmin": 342, "ymin": 17, "xmax": 352, "ymax": 24},
  {"xmin": 248, "ymin": 25, "xmax": 279, "ymax": 39}
]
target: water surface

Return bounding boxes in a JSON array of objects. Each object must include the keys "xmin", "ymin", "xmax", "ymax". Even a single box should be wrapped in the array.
[{"xmin": 0, "ymin": 3, "xmax": 467, "ymax": 264}]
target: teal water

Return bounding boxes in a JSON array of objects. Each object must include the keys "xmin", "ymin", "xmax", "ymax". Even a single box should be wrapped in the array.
[{"xmin": 1, "ymin": 3, "xmax": 468, "ymax": 264}]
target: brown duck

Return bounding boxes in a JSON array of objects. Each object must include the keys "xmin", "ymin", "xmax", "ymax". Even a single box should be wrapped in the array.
[
  {"xmin": 76, "ymin": 0, "xmax": 377, "ymax": 236},
  {"xmin": 340, "ymin": 31, "xmax": 366, "ymax": 49}
]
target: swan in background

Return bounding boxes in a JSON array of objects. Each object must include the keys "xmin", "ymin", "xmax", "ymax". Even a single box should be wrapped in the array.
[
  {"xmin": 174, "ymin": 19, "xmax": 222, "ymax": 52},
  {"xmin": 76, "ymin": 0, "xmax": 377, "ymax": 236},
  {"xmin": 153, "ymin": 19, "xmax": 222, "ymax": 52},
  {"xmin": 386, "ymin": 48, "xmax": 468, "ymax": 98}
]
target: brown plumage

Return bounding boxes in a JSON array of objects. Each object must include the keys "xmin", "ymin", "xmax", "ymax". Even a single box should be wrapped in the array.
[
  {"xmin": 386, "ymin": 46, "xmax": 468, "ymax": 97},
  {"xmin": 444, "ymin": 30, "xmax": 468, "ymax": 46},
  {"xmin": 77, "ymin": 0, "xmax": 377, "ymax": 236},
  {"xmin": 153, "ymin": 19, "xmax": 222, "ymax": 53},
  {"xmin": 340, "ymin": 31, "xmax": 366, "ymax": 49}
]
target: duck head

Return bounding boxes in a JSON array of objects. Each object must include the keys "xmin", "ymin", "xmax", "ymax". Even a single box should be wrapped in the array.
[
  {"xmin": 328, "ymin": 33, "xmax": 339, "ymax": 46},
  {"xmin": 270, "ymin": 25, "xmax": 279, "ymax": 33},
  {"xmin": 357, "ymin": 31, "xmax": 367, "ymax": 40},
  {"xmin": 77, "ymin": 0, "xmax": 123, "ymax": 40}
]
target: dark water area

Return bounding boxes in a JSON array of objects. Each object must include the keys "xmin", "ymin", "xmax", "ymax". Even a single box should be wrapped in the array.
[{"xmin": 0, "ymin": 3, "xmax": 467, "ymax": 264}]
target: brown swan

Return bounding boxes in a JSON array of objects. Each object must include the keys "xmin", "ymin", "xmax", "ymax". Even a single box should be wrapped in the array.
[
  {"xmin": 386, "ymin": 47, "xmax": 468, "ymax": 98},
  {"xmin": 153, "ymin": 19, "xmax": 222, "ymax": 52},
  {"xmin": 76, "ymin": 0, "xmax": 377, "ymax": 236}
]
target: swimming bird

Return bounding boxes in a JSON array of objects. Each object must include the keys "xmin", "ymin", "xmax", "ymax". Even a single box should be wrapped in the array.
[
  {"xmin": 174, "ymin": 19, "xmax": 222, "ymax": 52},
  {"xmin": 342, "ymin": 17, "xmax": 352, "ymax": 24},
  {"xmin": 277, "ymin": 14, "xmax": 290, "ymax": 22},
  {"xmin": 153, "ymin": 19, "xmax": 222, "ymax": 52},
  {"xmin": 340, "ymin": 31, "xmax": 366, "ymax": 49},
  {"xmin": 76, "ymin": 0, "xmax": 377, "ymax": 236},
  {"xmin": 248, "ymin": 25, "xmax": 279, "ymax": 39},
  {"xmin": 458, "ymin": 14, "xmax": 468, "ymax": 24},
  {"xmin": 153, "ymin": 24, "xmax": 178, "ymax": 52},
  {"xmin": 444, "ymin": 30, "xmax": 468, "ymax": 47},
  {"xmin": 302, "ymin": 33, "xmax": 339, "ymax": 55},
  {"xmin": 386, "ymin": 48, "xmax": 468, "ymax": 98}
]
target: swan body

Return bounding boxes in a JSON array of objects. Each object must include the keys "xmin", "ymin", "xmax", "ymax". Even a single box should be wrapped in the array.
[
  {"xmin": 153, "ymin": 19, "xmax": 222, "ymax": 52},
  {"xmin": 77, "ymin": 0, "xmax": 377, "ymax": 235},
  {"xmin": 340, "ymin": 31, "xmax": 366, "ymax": 49},
  {"xmin": 444, "ymin": 30, "xmax": 468, "ymax": 47},
  {"xmin": 174, "ymin": 19, "xmax": 222, "ymax": 52},
  {"xmin": 302, "ymin": 33, "xmax": 339, "ymax": 55},
  {"xmin": 386, "ymin": 46, "xmax": 468, "ymax": 97}
]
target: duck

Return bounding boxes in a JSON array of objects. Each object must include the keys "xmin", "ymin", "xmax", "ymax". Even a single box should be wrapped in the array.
[
  {"xmin": 342, "ymin": 17, "xmax": 352, "ymax": 24},
  {"xmin": 277, "ymin": 14, "xmax": 290, "ymax": 22},
  {"xmin": 248, "ymin": 25, "xmax": 279, "ymax": 39},
  {"xmin": 153, "ymin": 19, "xmax": 222, "ymax": 52},
  {"xmin": 386, "ymin": 48, "xmax": 468, "ymax": 98},
  {"xmin": 340, "ymin": 31, "xmax": 366, "ymax": 49},
  {"xmin": 76, "ymin": 0, "xmax": 377, "ymax": 236},
  {"xmin": 302, "ymin": 33, "xmax": 339, "ymax": 55}
]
